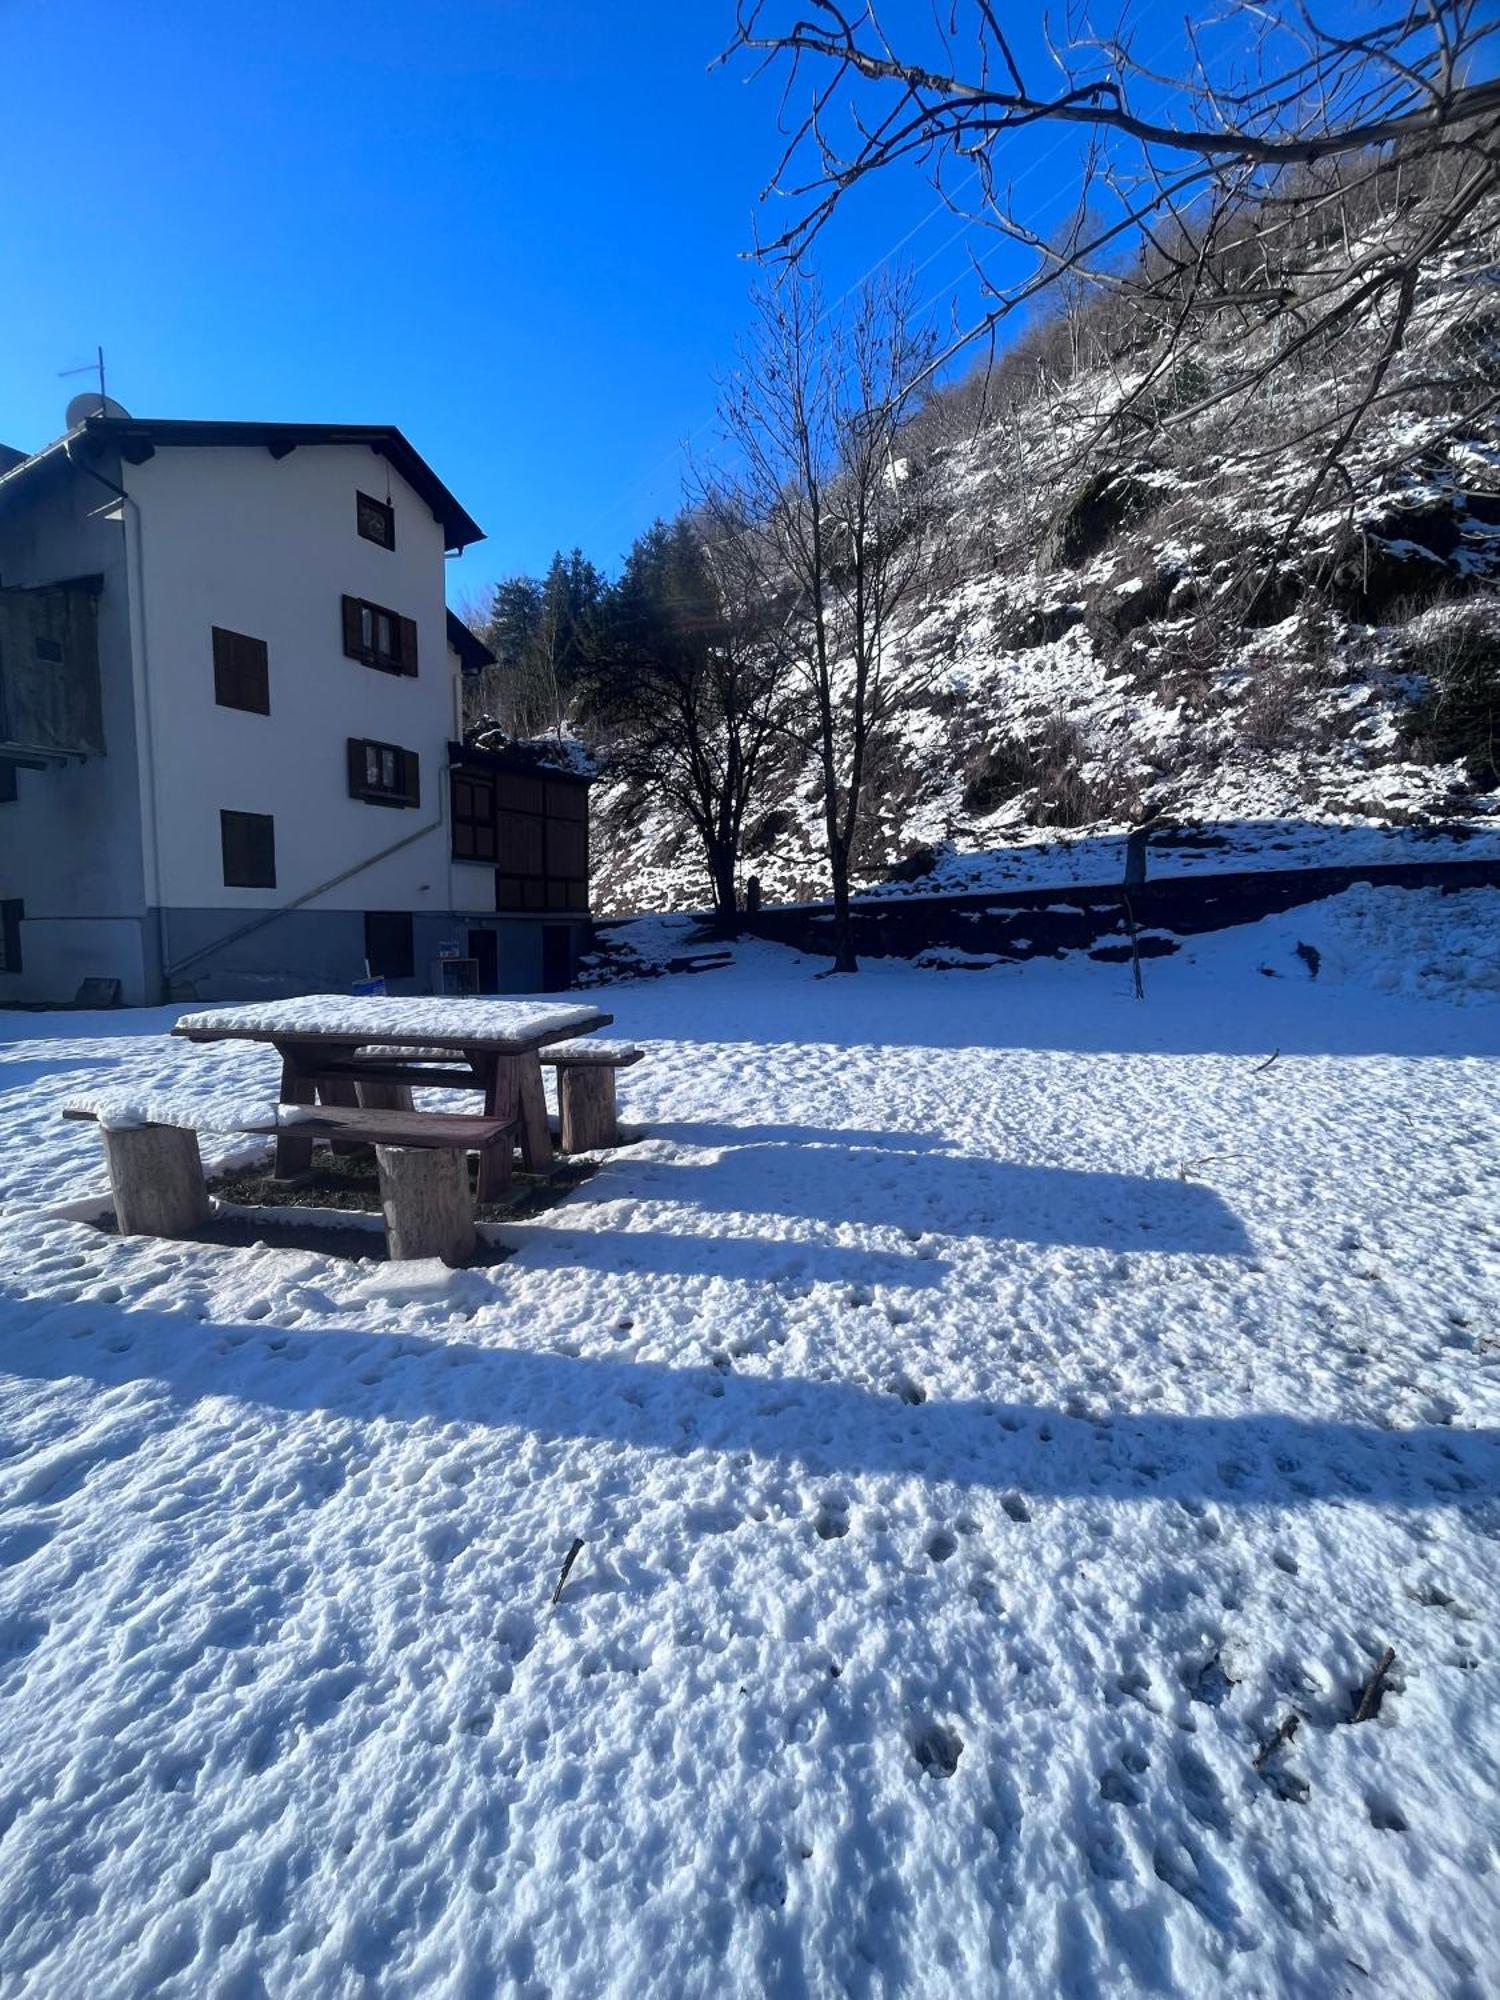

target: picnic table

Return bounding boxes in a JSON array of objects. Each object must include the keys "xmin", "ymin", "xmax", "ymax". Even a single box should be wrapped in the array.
[{"xmin": 172, "ymin": 995, "xmax": 613, "ymax": 1199}]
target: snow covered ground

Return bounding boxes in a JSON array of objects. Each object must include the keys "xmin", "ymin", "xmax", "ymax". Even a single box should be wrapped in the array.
[{"xmin": 0, "ymin": 887, "xmax": 1497, "ymax": 1997}]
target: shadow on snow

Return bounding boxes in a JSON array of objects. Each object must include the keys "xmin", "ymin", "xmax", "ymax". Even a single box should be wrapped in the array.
[{"xmin": 6, "ymin": 1299, "xmax": 1493, "ymax": 1509}]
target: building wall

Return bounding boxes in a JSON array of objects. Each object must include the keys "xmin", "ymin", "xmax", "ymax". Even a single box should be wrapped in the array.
[
  {"xmin": 149, "ymin": 907, "xmax": 592, "ymax": 1000},
  {"xmin": 0, "ymin": 438, "xmax": 587, "ymax": 1005},
  {"xmin": 123, "ymin": 444, "xmax": 465, "ymax": 929},
  {"xmin": 0, "ymin": 449, "xmax": 153, "ymax": 1003}
]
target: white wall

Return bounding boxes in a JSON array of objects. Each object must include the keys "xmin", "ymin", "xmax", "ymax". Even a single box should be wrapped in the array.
[
  {"xmin": 0, "ymin": 448, "xmax": 153, "ymax": 1002},
  {"xmin": 124, "ymin": 442, "xmax": 463, "ymax": 919}
]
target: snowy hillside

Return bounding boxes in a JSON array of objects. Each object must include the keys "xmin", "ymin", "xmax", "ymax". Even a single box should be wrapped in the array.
[
  {"xmin": 0, "ymin": 885, "xmax": 1497, "ymax": 1994},
  {"xmin": 591, "ymin": 202, "xmax": 1500, "ymax": 916}
]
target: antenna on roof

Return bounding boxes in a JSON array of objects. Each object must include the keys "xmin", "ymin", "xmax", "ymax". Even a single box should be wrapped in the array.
[{"xmin": 59, "ymin": 346, "xmax": 128, "ymax": 427}]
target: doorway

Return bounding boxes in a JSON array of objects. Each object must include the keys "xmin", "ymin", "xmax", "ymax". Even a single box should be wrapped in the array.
[
  {"xmin": 467, "ymin": 928, "xmax": 499, "ymax": 993},
  {"xmin": 541, "ymin": 925, "xmax": 572, "ymax": 991}
]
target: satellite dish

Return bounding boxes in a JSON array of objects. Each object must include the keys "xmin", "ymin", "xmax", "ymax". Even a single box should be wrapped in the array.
[{"xmin": 65, "ymin": 392, "xmax": 130, "ymax": 428}]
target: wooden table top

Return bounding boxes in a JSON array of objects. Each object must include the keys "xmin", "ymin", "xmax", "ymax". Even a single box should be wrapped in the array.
[{"xmin": 171, "ymin": 995, "xmax": 613, "ymax": 1055}]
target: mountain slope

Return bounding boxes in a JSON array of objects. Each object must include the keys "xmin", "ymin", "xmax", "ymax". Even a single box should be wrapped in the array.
[{"xmin": 591, "ymin": 199, "xmax": 1500, "ymax": 915}]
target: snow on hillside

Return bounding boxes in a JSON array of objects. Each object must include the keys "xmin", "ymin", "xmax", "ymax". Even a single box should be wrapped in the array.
[
  {"xmin": 0, "ymin": 884, "xmax": 1497, "ymax": 1995},
  {"xmin": 592, "ymin": 211, "xmax": 1500, "ymax": 917}
]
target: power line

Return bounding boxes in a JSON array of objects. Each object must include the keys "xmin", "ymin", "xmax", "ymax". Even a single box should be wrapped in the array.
[{"xmin": 567, "ymin": 16, "xmax": 1223, "ymax": 559}]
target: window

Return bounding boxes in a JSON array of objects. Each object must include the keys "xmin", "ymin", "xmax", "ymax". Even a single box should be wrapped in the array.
[
  {"xmin": 449, "ymin": 771, "xmax": 496, "ymax": 860},
  {"xmin": 341, "ymin": 594, "xmax": 417, "ymax": 675},
  {"xmin": 356, "ymin": 491, "xmax": 396, "ymax": 550},
  {"xmin": 35, "ymin": 637, "xmax": 63, "ymax": 664},
  {"xmin": 220, "ymin": 810, "xmax": 276, "ymax": 888},
  {"xmin": 0, "ymin": 900, "xmax": 21, "ymax": 972},
  {"xmin": 364, "ymin": 910, "xmax": 414, "ymax": 981},
  {"xmin": 348, "ymin": 737, "xmax": 420, "ymax": 808},
  {"xmin": 0, "ymin": 767, "xmax": 15, "ymax": 805},
  {"xmin": 212, "ymin": 626, "xmax": 270, "ymax": 715}
]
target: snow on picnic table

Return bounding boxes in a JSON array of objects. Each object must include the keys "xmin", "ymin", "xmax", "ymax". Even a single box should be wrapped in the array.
[
  {"xmin": 173, "ymin": 995, "xmax": 607, "ymax": 1045},
  {"xmin": 0, "ymin": 887, "xmax": 1498, "ymax": 1998}
]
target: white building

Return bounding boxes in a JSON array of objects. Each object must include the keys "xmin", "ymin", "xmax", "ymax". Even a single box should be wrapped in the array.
[{"xmin": 0, "ymin": 410, "xmax": 591, "ymax": 1006}]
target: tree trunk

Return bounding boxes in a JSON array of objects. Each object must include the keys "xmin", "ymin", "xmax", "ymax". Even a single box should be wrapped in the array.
[
  {"xmin": 829, "ymin": 843, "xmax": 858, "ymax": 973},
  {"xmin": 709, "ymin": 844, "xmax": 740, "ymax": 937}
]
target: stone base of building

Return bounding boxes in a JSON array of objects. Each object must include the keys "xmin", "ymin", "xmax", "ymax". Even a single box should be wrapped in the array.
[{"xmin": 0, "ymin": 908, "xmax": 594, "ymax": 1008}]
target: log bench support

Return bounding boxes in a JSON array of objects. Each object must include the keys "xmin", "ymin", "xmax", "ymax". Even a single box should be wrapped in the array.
[
  {"xmin": 558, "ymin": 1065, "xmax": 619, "ymax": 1152},
  {"xmin": 67, "ymin": 1103, "xmax": 514, "ymax": 1263},
  {"xmin": 376, "ymin": 1146, "xmax": 476, "ymax": 1265},
  {"xmin": 102, "ymin": 1123, "xmax": 212, "ymax": 1239},
  {"xmin": 540, "ymin": 1043, "xmax": 644, "ymax": 1152}
]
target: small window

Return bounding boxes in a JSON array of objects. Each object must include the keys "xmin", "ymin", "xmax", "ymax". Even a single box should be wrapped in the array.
[
  {"xmin": 450, "ymin": 771, "xmax": 496, "ymax": 860},
  {"xmin": 364, "ymin": 911, "xmax": 414, "ymax": 981},
  {"xmin": 356, "ymin": 491, "xmax": 396, "ymax": 550},
  {"xmin": 341, "ymin": 594, "xmax": 417, "ymax": 675},
  {"xmin": 212, "ymin": 627, "xmax": 271, "ymax": 715},
  {"xmin": 347, "ymin": 737, "xmax": 420, "ymax": 808},
  {"xmin": 220, "ymin": 810, "xmax": 276, "ymax": 888},
  {"xmin": 34, "ymin": 637, "xmax": 63, "ymax": 664},
  {"xmin": 0, "ymin": 766, "xmax": 16, "ymax": 805},
  {"xmin": 0, "ymin": 899, "xmax": 22, "ymax": 971}
]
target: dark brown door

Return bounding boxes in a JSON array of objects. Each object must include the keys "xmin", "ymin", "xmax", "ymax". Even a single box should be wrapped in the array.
[
  {"xmin": 467, "ymin": 928, "xmax": 499, "ymax": 993},
  {"xmin": 542, "ymin": 925, "xmax": 571, "ymax": 991}
]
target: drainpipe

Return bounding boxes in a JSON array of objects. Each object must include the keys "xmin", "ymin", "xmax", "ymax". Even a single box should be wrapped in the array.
[{"xmin": 66, "ymin": 443, "xmax": 170, "ymax": 1001}]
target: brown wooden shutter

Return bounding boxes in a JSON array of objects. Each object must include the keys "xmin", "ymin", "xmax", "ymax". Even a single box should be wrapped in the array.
[
  {"xmin": 212, "ymin": 626, "xmax": 233, "ymax": 702},
  {"xmin": 347, "ymin": 737, "xmax": 367, "ymax": 798},
  {"xmin": 342, "ymin": 595, "xmax": 365, "ymax": 661},
  {"xmin": 401, "ymin": 748, "xmax": 420, "ymax": 807},
  {"xmin": 397, "ymin": 615, "xmax": 419, "ymax": 676}
]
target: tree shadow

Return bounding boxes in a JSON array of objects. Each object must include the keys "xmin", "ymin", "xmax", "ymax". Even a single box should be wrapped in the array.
[{"xmin": 9, "ymin": 1302, "xmax": 1492, "ymax": 1508}]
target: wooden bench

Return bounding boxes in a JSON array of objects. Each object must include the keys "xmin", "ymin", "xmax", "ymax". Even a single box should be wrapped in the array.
[
  {"xmin": 537, "ymin": 1040, "xmax": 643, "ymax": 1151},
  {"xmin": 64, "ymin": 1102, "xmax": 518, "ymax": 1265}
]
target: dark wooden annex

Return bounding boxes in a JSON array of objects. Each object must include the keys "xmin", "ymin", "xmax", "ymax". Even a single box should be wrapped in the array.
[{"xmin": 447, "ymin": 740, "xmax": 591, "ymax": 915}]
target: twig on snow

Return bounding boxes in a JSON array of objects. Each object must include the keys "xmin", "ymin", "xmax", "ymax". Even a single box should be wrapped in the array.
[
  {"xmin": 1352, "ymin": 1646, "xmax": 1397, "ymax": 1723},
  {"xmin": 1253, "ymin": 1050, "xmax": 1281, "ymax": 1074},
  {"xmin": 552, "ymin": 1536, "xmax": 585, "ymax": 1607},
  {"xmin": 1253, "ymin": 1712, "xmax": 1300, "ymax": 1769},
  {"xmin": 1178, "ymin": 1152, "xmax": 1239, "ymax": 1180}
]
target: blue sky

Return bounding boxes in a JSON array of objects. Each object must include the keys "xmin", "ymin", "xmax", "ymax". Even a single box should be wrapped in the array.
[{"xmin": 0, "ymin": 0, "xmax": 1225, "ymax": 603}]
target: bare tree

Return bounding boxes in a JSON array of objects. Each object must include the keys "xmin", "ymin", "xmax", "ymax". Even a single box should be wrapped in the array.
[
  {"xmin": 583, "ymin": 512, "xmax": 791, "ymax": 930},
  {"xmin": 717, "ymin": 273, "xmax": 940, "ymax": 971},
  {"xmin": 723, "ymin": 2, "xmax": 1500, "ymax": 522}
]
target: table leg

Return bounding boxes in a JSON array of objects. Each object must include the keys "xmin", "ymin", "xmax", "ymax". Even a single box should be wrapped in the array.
[
  {"xmin": 274, "ymin": 1046, "xmax": 318, "ymax": 1180},
  {"xmin": 517, "ymin": 1053, "xmax": 554, "ymax": 1177},
  {"xmin": 319, "ymin": 1076, "xmax": 364, "ymax": 1155},
  {"xmin": 475, "ymin": 1053, "xmax": 521, "ymax": 1203}
]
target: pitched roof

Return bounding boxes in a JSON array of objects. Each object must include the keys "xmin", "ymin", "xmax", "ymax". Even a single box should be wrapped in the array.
[
  {"xmin": 0, "ymin": 415, "xmax": 484, "ymax": 551},
  {"xmin": 446, "ymin": 609, "xmax": 497, "ymax": 672}
]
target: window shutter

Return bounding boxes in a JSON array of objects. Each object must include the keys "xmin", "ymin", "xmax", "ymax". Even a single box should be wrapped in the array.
[
  {"xmin": 402, "ymin": 748, "xmax": 420, "ymax": 807},
  {"xmin": 347, "ymin": 737, "xmax": 367, "ymax": 798},
  {"xmin": 342, "ymin": 595, "xmax": 365, "ymax": 661},
  {"xmin": 221, "ymin": 810, "xmax": 276, "ymax": 888},
  {"xmin": 212, "ymin": 626, "xmax": 233, "ymax": 702},
  {"xmin": 397, "ymin": 616, "xmax": 419, "ymax": 675}
]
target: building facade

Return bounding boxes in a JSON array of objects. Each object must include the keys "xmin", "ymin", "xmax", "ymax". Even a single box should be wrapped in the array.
[{"xmin": 0, "ymin": 414, "xmax": 592, "ymax": 1005}]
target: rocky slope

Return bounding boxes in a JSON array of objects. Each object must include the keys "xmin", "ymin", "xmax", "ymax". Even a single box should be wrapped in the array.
[{"xmin": 590, "ymin": 208, "xmax": 1500, "ymax": 915}]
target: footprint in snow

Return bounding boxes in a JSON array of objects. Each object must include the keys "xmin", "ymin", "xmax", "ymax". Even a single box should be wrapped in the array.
[{"xmin": 911, "ymin": 1722, "xmax": 963, "ymax": 1779}]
